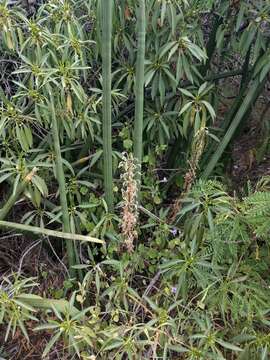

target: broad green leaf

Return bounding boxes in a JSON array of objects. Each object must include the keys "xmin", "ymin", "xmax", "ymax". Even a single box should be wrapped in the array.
[
  {"xmin": 179, "ymin": 88, "xmax": 194, "ymax": 99},
  {"xmin": 179, "ymin": 101, "xmax": 193, "ymax": 116}
]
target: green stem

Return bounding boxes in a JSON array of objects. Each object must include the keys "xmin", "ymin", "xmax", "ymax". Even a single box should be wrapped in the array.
[
  {"xmin": 133, "ymin": 0, "xmax": 146, "ymax": 190},
  {"xmin": 101, "ymin": 0, "xmax": 114, "ymax": 211},
  {"xmin": 50, "ymin": 93, "xmax": 76, "ymax": 276}
]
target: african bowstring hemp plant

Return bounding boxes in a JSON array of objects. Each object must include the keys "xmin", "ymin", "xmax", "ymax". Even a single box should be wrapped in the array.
[
  {"xmin": 133, "ymin": 0, "xmax": 146, "ymax": 194},
  {"xmin": 101, "ymin": 0, "xmax": 114, "ymax": 211},
  {"xmin": 49, "ymin": 91, "xmax": 76, "ymax": 277}
]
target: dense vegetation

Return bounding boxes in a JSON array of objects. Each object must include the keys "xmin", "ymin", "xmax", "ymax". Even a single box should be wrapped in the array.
[{"xmin": 0, "ymin": 0, "xmax": 270, "ymax": 358}]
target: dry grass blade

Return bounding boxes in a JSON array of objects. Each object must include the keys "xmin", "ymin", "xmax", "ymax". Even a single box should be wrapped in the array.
[{"xmin": 0, "ymin": 220, "xmax": 104, "ymax": 244}]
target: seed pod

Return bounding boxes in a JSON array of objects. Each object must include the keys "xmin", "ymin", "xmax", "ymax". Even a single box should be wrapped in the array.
[
  {"xmin": 6, "ymin": 31, "xmax": 14, "ymax": 50},
  {"xmin": 66, "ymin": 91, "xmax": 73, "ymax": 114}
]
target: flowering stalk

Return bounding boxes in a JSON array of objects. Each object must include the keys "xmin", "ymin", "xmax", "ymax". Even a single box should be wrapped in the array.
[
  {"xmin": 119, "ymin": 153, "xmax": 139, "ymax": 253},
  {"xmin": 170, "ymin": 126, "xmax": 207, "ymax": 223}
]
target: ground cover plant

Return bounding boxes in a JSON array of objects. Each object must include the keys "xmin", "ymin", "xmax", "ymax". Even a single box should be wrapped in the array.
[{"xmin": 0, "ymin": 0, "xmax": 270, "ymax": 358}]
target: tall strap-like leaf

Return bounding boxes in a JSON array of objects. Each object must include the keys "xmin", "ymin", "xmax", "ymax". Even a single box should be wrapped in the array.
[{"xmin": 203, "ymin": 73, "xmax": 269, "ymax": 179}]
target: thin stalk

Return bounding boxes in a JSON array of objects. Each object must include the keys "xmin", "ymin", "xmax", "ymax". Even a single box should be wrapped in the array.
[
  {"xmin": 202, "ymin": 74, "xmax": 269, "ymax": 179},
  {"xmin": 101, "ymin": 0, "xmax": 113, "ymax": 211},
  {"xmin": 0, "ymin": 168, "xmax": 37, "ymax": 221},
  {"xmin": 133, "ymin": 0, "xmax": 146, "ymax": 190},
  {"xmin": 207, "ymin": 69, "xmax": 245, "ymax": 82},
  {"xmin": 0, "ymin": 220, "xmax": 104, "ymax": 243},
  {"xmin": 50, "ymin": 93, "xmax": 76, "ymax": 275}
]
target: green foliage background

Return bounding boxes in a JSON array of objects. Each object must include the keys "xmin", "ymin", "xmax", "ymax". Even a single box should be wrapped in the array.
[{"xmin": 0, "ymin": 0, "xmax": 270, "ymax": 358}]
